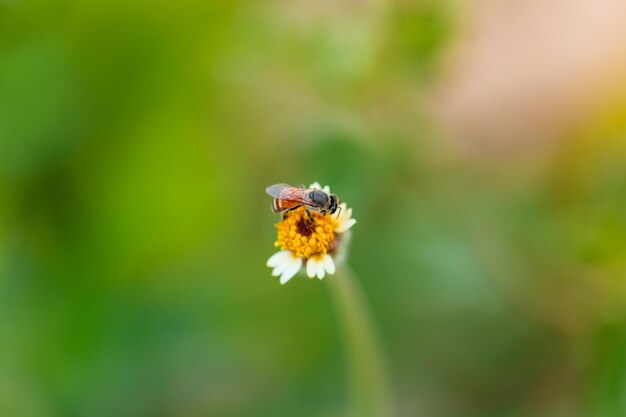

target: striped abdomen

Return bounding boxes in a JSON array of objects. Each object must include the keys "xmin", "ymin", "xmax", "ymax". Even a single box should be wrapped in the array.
[{"xmin": 272, "ymin": 198, "xmax": 301, "ymax": 213}]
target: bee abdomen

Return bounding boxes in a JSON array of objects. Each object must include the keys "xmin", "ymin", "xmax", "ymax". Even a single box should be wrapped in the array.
[
  {"xmin": 272, "ymin": 198, "xmax": 282, "ymax": 212},
  {"xmin": 273, "ymin": 198, "xmax": 301, "ymax": 212}
]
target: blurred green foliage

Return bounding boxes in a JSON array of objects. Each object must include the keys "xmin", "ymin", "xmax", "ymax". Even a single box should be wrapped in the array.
[{"xmin": 1, "ymin": 1, "xmax": 626, "ymax": 417}]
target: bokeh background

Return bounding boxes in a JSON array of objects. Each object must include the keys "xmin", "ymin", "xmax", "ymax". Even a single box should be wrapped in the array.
[{"xmin": 2, "ymin": 0, "xmax": 626, "ymax": 416}]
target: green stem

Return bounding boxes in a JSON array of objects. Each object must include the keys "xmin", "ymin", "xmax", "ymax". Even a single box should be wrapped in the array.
[{"xmin": 328, "ymin": 264, "xmax": 394, "ymax": 417}]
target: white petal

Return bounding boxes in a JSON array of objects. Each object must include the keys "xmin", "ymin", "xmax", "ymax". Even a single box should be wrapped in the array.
[
  {"xmin": 322, "ymin": 185, "xmax": 331, "ymax": 193},
  {"xmin": 322, "ymin": 254, "xmax": 335, "ymax": 275},
  {"xmin": 336, "ymin": 218, "xmax": 356, "ymax": 233},
  {"xmin": 271, "ymin": 262, "xmax": 289, "ymax": 276},
  {"xmin": 309, "ymin": 182, "xmax": 322, "ymax": 189},
  {"xmin": 267, "ymin": 250, "xmax": 292, "ymax": 267},
  {"xmin": 306, "ymin": 258, "xmax": 320, "ymax": 278},
  {"xmin": 280, "ymin": 258, "xmax": 302, "ymax": 284},
  {"xmin": 316, "ymin": 262, "xmax": 325, "ymax": 279},
  {"xmin": 271, "ymin": 252, "xmax": 298, "ymax": 276}
]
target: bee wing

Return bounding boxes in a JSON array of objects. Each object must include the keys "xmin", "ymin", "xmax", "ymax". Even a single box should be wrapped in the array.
[
  {"xmin": 265, "ymin": 183, "xmax": 292, "ymax": 198},
  {"xmin": 265, "ymin": 184, "xmax": 316, "ymax": 205}
]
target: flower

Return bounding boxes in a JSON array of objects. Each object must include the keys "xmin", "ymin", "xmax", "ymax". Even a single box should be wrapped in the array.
[{"xmin": 266, "ymin": 182, "xmax": 356, "ymax": 284}]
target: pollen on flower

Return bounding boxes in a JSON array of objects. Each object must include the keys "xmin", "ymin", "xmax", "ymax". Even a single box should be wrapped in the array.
[{"xmin": 275, "ymin": 207, "xmax": 336, "ymax": 258}]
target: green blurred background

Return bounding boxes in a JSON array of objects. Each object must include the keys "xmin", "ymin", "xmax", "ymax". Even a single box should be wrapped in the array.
[{"xmin": 2, "ymin": 0, "xmax": 626, "ymax": 416}]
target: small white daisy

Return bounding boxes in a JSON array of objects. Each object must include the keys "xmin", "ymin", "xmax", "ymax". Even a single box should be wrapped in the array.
[{"xmin": 266, "ymin": 182, "xmax": 356, "ymax": 285}]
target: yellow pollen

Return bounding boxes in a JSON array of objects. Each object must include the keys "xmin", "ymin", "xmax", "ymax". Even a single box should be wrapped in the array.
[{"xmin": 275, "ymin": 207, "xmax": 336, "ymax": 258}]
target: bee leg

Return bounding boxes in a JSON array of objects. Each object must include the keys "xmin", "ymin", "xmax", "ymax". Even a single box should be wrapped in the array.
[
  {"xmin": 282, "ymin": 204, "xmax": 302, "ymax": 220},
  {"xmin": 305, "ymin": 209, "xmax": 316, "ymax": 224}
]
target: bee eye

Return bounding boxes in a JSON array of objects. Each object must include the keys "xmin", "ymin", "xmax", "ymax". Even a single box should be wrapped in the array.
[{"xmin": 309, "ymin": 190, "xmax": 329, "ymax": 206}]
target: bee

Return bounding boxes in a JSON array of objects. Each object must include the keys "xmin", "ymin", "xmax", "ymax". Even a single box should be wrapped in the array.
[{"xmin": 265, "ymin": 183, "xmax": 340, "ymax": 222}]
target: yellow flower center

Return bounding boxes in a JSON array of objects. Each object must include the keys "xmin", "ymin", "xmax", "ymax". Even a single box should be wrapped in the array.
[{"xmin": 275, "ymin": 207, "xmax": 336, "ymax": 258}]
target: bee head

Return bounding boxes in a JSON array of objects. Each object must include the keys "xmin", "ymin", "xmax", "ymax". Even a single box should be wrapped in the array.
[{"xmin": 328, "ymin": 194, "xmax": 339, "ymax": 215}]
